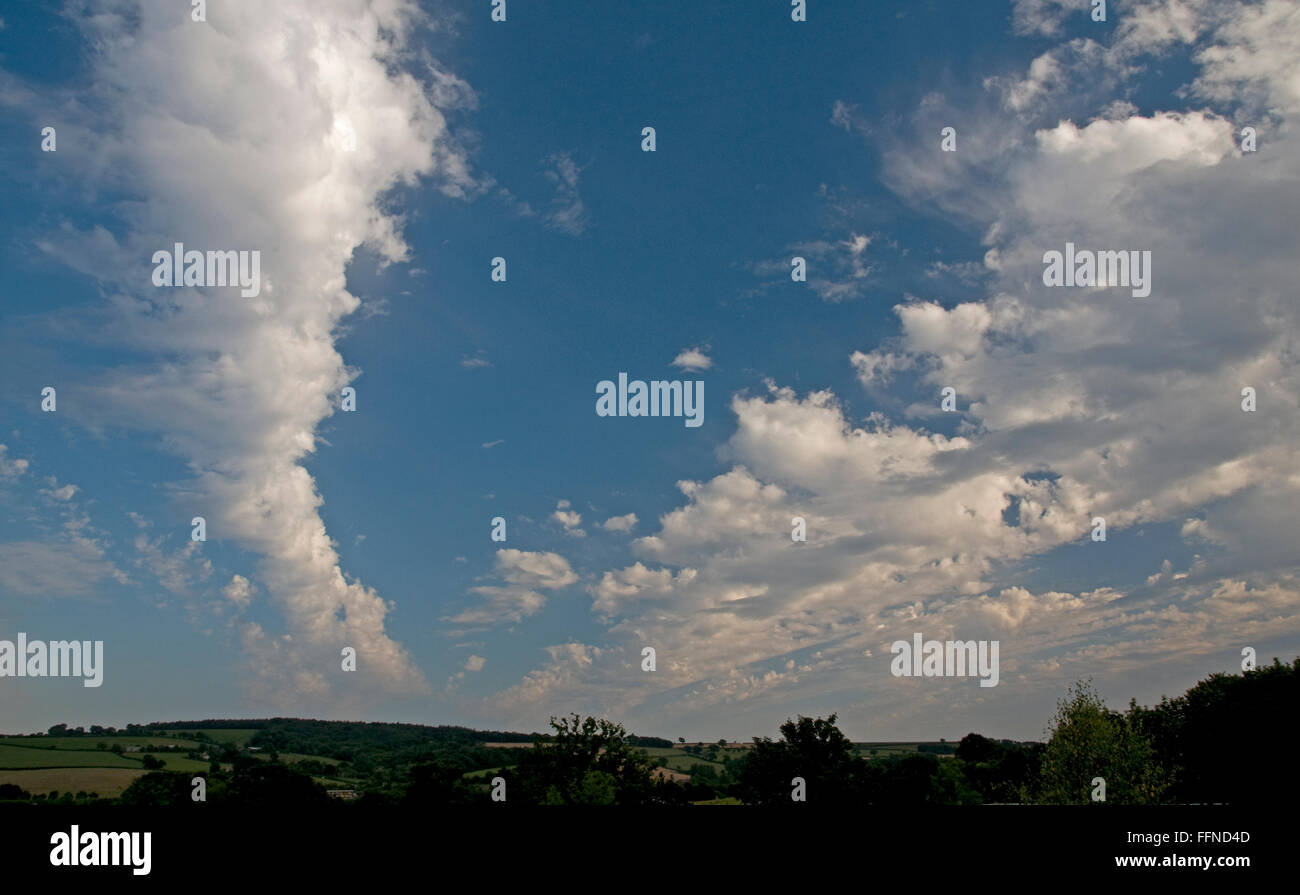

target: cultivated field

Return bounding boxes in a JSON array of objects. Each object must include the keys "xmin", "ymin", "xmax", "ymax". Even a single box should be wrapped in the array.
[{"xmin": 0, "ymin": 768, "xmax": 145, "ymax": 797}]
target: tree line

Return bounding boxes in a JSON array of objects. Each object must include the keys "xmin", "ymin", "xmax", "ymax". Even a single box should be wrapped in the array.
[{"xmin": 5, "ymin": 656, "xmax": 1293, "ymax": 806}]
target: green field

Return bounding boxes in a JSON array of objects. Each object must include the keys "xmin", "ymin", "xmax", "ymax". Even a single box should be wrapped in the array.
[
  {"xmin": 145, "ymin": 755, "xmax": 212, "ymax": 772},
  {"xmin": 276, "ymin": 752, "xmax": 340, "ymax": 765},
  {"xmin": 463, "ymin": 766, "xmax": 511, "ymax": 780},
  {"xmin": 854, "ymin": 742, "xmax": 955, "ymax": 758},
  {"xmin": 641, "ymin": 747, "xmax": 728, "ymax": 773},
  {"xmin": 0, "ymin": 768, "xmax": 145, "ymax": 797},
  {"xmin": 313, "ymin": 776, "xmax": 360, "ymax": 787},
  {"xmin": 0, "ymin": 736, "xmax": 199, "ymax": 751},
  {"xmin": 0, "ymin": 743, "xmax": 143, "ymax": 769}
]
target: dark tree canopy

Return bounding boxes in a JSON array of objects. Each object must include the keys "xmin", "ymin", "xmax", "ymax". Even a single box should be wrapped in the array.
[{"xmin": 511, "ymin": 713, "xmax": 666, "ymax": 805}]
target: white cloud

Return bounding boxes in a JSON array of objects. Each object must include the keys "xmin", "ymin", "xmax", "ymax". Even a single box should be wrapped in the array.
[
  {"xmin": 0, "ymin": 539, "xmax": 125, "ymax": 597},
  {"xmin": 222, "ymin": 574, "xmax": 256, "ymax": 610},
  {"xmin": 1011, "ymin": 0, "xmax": 1086, "ymax": 38},
  {"xmin": 785, "ymin": 232, "xmax": 876, "ymax": 302},
  {"xmin": 133, "ymin": 534, "xmax": 212, "ymax": 598},
  {"xmin": 496, "ymin": 643, "xmax": 606, "ymax": 714},
  {"xmin": 23, "ymin": 0, "xmax": 485, "ymax": 709},
  {"xmin": 494, "ymin": 548, "xmax": 579, "ymax": 590},
  {"xmin": 0, "ymin": 445, "xmax": 29, "ymax": 478},
  {"xmin": 464, "ymin": 654, "xmax": 486, "ymax": 672},
  {"xmin": 672, "ymin": 347, "xmax": 713, "ymax": 371},
  {"xmin": 44, "ymin": 482, "xmax": 80, "ymax": 501},
  {"xmin": 445, "ymin": 549, "xmax": 578, "ymax": 629},
  {"xmin": 589, "ymin": 562, "xmax": 698, "ymax": 617},
  {"xmin": 601, "ymin": 512, "xmax": 638, "ymax": 533},
  {"xmin": 0, "ymin": 476, "xmax": 130, "ymax": 599},
  {"xmin": 551, "ymin": 499, "xmax": 585, "ymax": 537},
  {"xmin": 494, "ymin": 2, "xmax": 1300, "ymax": 736}
]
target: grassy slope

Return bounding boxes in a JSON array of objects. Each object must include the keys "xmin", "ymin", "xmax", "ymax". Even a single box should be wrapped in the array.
[
  {"xmin": 0, "ymin": 735, "xmax": 200, "ymax": 750},
  {"xmin": 0, "ymin": 743, "xmax": 144, "ymax": 769}
]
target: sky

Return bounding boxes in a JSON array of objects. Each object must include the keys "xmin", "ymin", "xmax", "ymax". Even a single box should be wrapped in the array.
[{"xmin": 0, "ymin": 0, "xmax": 1297, "ymax": 741}]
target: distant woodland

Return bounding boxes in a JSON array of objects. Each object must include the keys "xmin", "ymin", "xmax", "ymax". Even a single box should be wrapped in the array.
[{"xmin": 2, "ymin": 657, "xmax": 1293, "ymax": 807}]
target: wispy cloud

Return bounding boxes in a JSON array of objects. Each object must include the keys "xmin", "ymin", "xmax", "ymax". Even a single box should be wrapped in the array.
[{"xmin": 542, "ymin": 152, "xmax": 589, "ymax": 235}]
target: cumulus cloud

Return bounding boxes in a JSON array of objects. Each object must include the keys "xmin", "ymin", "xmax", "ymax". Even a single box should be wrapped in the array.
[
  {"xmin": 672, "ymin": 347, "xmax": 713, "ymax": 371},
  {"xmin": 589, "ymin": 562, "xmax": 698, "ymax": 617},
  {"xmin": 551, "ymin": 499, "xmax": 585, "ymax": 537},
  {"xmin": 19, "ymin": 0, "xmax": 487, "ymax": 709},
  {"xmin": 222, "ymin": 574, "xmax": 256, "ymax": 610},
  {"xmin": 494, "ymin": 1, "xmax": 1300, "ymax": 736},
  {"xmin": 601, "ymin": 512, "xmax": 638, "ymax": 533}
]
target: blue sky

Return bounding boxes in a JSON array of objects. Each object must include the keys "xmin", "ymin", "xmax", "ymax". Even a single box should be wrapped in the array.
[{"xmin": 1, "ymin": 0, "xmax": 1298, "ymax": 740}]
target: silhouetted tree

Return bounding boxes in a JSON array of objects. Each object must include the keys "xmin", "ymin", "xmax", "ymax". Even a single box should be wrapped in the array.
[
  {"xmin": 736, "ymin": 713, "xmax": 862, "ymax": 806},
  {"xmin": 512, "ymin": 714, "xmax": 663, "ymax": 805}
]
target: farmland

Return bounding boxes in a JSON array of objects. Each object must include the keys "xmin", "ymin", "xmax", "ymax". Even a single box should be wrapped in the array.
[
  {"xmin": 0, "ymin": 743, "xmax": 143, "ymax": 769},
  {"xmin": 0, "ymin": 715, "xmax": 1005, "ymax": 807},
  {"xmin": 642, "ymin": 746, "xmax": 729, "ymax": 773},
  {"xmin": 0, "ymin": 733, "xmax": 216, "ymax": 794},
  {"xmin": 147, "ymin": 755, "xmax": 214, "ymax": 772},
  {"xmin": 0, "ymin": 768, "xmax": 145, "ymax": 797},
  {"xmin": 855, "ymin": 742, "xmax": 957, "ymax": 759},
  {"xmin": 0, "ymin": 735, "xmax": 200, "ymax": 751}
]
